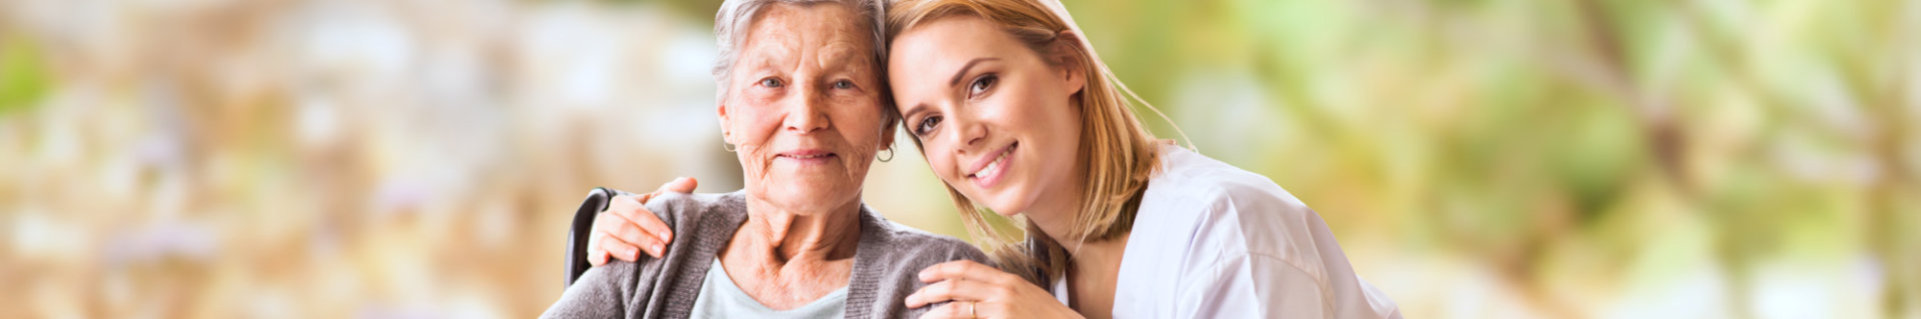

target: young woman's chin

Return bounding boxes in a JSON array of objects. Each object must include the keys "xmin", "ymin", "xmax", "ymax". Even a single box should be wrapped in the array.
[
  {"xmin": 948, "ymin": 181, "xmax": 1031, "ymax": 218},
  {"xmin": 982, "ymin": 199, "xmax": 1027, "ymax": 218}
]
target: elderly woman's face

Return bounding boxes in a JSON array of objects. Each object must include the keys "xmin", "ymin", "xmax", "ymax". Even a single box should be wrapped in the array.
[{"xmin": 721, "ymin": 3, "xmax": 889, "ymax": 214}]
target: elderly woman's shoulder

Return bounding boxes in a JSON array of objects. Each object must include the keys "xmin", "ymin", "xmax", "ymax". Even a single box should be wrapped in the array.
[
  {"xmin": 640, "ymin": 190, "xmax": 751, "ymax": 228},
  {"xmin": 852, "ymin": 217, "xmax": 991, "ymax": 317},
  {"xmin": 867, "ymin": 218, "xmax": 992, "ymax": 266}
]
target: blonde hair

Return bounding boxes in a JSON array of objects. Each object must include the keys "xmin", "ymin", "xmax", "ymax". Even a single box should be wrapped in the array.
[{"xmin": 887, "ymin": 0, "xmax": 1185, "ymax": 285}]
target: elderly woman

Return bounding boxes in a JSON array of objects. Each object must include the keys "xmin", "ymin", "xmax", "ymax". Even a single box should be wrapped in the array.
[{"xmin": 538, "ymin": 0, "xmax": 988, "ymax": 317}]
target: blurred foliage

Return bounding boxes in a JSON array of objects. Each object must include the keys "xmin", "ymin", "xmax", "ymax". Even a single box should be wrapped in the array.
[
  {"xmin": 1, "ymin": 0, "xmax": 1915, "ymax": 318},
  {"xmin": 0, "ymin": 31, "xmax": 50, "ymax": 115}
]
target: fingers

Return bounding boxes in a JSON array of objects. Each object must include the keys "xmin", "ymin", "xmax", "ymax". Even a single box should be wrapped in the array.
[
  {"xmin": 613, "ymin": 195, "xmax": 675, "ymax": 245},
  {"xmin": 584, "ymin": 178, "xmax": 694, "ymax": 266},
  {"xmin": 918, "ymin": 260, "xmax": 1019, "ymax": 286},
  {"xmin": 918, "ymin": 300, "xmax": 994, "ymax": 319},
  {"xmin": 592, "ymin": 210, "xmax": 658, "ymax": 260},
  {"xmin": 905, "ymin": 279, "xmax": 961, "ymax": 308},
  {"xmin": 907, "ymin": 277, "xmax": 1015, "ymax": 309},
  {"xmin": 586, "ymin": 232, "xmax": 610, "ymax": 266},
  {"xmin": 658, "ymin": 176, "xmax": 697, "ymax": 194},
  {"xmin": 588, "ymin": 232, "xmax": 639, "ymax": 265}
]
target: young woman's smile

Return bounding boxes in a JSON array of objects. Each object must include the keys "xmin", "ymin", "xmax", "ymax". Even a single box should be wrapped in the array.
[{"xmin": 965, "ymin": 142, "xmax": 1017, "ymax": 188}]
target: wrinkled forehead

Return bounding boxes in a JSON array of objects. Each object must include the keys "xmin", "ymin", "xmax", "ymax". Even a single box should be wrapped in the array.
[{"xmin": 737, "ymin": 4, "xmax": 878, "ymax": 70}]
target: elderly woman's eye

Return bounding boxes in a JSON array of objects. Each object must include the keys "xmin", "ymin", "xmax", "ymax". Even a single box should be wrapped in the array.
[
  {"xmin": 968, "ymin": 75, "xmax": 997, "ymax": 97},
  {"xmin": 914, "ymin": 116, "xmax": 943, "ymax": 136},
  {"xmin": 759, "ymin": 78, "xmax": 783, "ymax": 88},
  {"xmin": 833, "ymin": 80, "xmax": 855, "ymax": 90}
]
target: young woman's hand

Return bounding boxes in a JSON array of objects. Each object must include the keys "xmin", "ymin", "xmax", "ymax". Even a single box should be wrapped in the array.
[
  {"xmin": 584, "ymin": 177, "xmax": 697, "ymax": 266},
  {"xmin": 906, "ymin": 260, "xmax": 1084, "ymax": 319}
]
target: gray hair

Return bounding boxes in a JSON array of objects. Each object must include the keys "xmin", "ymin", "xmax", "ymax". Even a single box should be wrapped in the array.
[{"xmin": 711, "ymin": 0, "xmax": 889, "ymax": 105}]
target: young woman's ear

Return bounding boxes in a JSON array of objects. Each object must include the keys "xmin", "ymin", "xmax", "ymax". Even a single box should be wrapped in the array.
[{"xmin": 1049, "ymin": 31, "xmax": 1088, "ymax": 97}]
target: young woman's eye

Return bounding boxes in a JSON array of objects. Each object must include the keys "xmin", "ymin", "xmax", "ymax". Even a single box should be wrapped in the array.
[
  {"xmin": 833, "ymin": 79, "xmax": 855, "ymax": 90},
  {"xmin": 915, "ymin": 116, "xmax": 943, "ymax": 136},
  {"xmin": 759, "ymin": 78, "xmax": 783, "ymax": 88},
  {"xmin": 967, "ymin": 74, "xmax": 997, "ymax": 97}
]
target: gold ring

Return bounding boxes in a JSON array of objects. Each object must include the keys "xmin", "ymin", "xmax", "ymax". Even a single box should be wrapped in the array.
[{"xmin": 967, "ymin": 301, "xmax": 977, "ymax": 318}]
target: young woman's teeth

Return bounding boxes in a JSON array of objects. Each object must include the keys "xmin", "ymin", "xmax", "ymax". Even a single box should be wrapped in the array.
[{"xmin": 974, "ymin": 151, "xmax": 1007, "ymax": 178}]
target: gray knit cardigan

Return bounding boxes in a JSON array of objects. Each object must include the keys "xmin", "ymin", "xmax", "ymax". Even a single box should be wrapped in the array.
[{"xmin": 540, "ymin": 191, "xmax": 990, "ymax": 318}]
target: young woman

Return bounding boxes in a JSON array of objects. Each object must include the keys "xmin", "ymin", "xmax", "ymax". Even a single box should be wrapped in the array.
[{"xmin": 587, "ymin": 0, "xmax": 1401, "ymax": 317}]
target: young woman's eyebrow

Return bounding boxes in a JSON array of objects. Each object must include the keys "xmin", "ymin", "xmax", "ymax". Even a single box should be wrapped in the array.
[
  {"xmin": 902, "ymin": 104, "xmax": 929, "ymax": 123},
  {"xmin": 948, "ymin": 58, "xmax": 1000, "ymax": 86}
]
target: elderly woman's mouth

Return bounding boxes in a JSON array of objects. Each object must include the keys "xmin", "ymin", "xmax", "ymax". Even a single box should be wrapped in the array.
[{"xmin": 775, "ymin": 149, "xmax": 839, "ymax": 164}]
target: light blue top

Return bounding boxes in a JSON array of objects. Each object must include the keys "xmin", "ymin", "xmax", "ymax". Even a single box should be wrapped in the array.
[{"xmin": 690, "ymin": 259, "xmax": 848, "ymax": 319}]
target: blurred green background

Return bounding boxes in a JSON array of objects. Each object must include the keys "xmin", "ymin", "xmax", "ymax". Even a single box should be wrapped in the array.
[{"xmin": 1, "ymin": 0, "xmax": 1916, "ymax": 318}]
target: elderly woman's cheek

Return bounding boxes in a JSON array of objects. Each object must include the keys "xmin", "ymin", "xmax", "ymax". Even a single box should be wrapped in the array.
[
  {"xmin": 734, "ymin": 144, "xmax": 771, "ymax": 185},
  {"xmin": 726, "ymin": 107, "xmax": 782, "ymax": 188}
]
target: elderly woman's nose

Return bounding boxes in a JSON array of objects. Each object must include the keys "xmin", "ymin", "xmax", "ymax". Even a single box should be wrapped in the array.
[{"xmin": 781, "ymin": 88, "xmax": 832, "ymax": 133}]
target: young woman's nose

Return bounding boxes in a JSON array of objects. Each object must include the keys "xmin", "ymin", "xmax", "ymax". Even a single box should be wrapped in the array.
[{"xmin": 945, "ymin": 107, "xmax": 988, "ymax": 154}]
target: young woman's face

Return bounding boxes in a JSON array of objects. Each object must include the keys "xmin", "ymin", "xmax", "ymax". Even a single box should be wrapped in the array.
[{"xmin": 888, "ymin": 16, "xmax": 1086, "ymax": 216}]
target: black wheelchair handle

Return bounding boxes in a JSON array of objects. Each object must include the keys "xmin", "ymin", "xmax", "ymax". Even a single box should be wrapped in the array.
[{"xmin": 564, "ymin": 187, "xmax": 623, "ymax": 287}]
